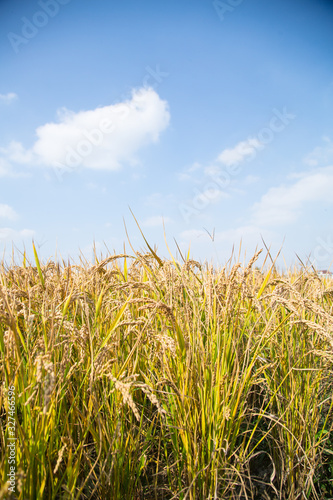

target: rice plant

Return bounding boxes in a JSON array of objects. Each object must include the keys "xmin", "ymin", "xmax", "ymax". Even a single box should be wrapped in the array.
[{"xmin": 0, "ymin": 238, "xmax": 332, "ymax": 499}]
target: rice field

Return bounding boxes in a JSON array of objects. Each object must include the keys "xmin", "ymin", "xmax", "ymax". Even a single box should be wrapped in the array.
[{"xmin": 0, "ymin": 239, "xmax": 333, "ymax": 499}]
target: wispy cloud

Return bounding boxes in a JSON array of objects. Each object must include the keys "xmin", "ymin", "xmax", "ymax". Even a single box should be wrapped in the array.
[
  {"xmin": 0, "ymin": 205, "xmax": 34, "ymax": 244},
  {"xmin": 1, "ymin": 141, "xmax": 34, "ymax": 164},
  {"xmin": 217, "ymin": 138, "xmax": 262, "ymax": 166},
  {"xmin": 0, "ymin": 204, "xmax": 18, "ymax": 221},
  {"xmin": 144, "ymin": 192, "xmax": 176, "ymax": 208},
  {"xmin": 142, "ymin": 215, "xmax": 172, "ymax": 227},
  {"xmin": 214, "ymin": 224, "xmax": 264, "ymax": 243},
  {"xmin": 252, "ymin": 165, "xmax": 333, "ymax": 226},
  {"xmin": 243, "ymin": 174, "xmax": 260, "ymax": 185},
  {"xmin": 178, "ymin": 106, "xmax": 296, "ymax": 208},
  {"xmin": 177, "ymin": 162, "xmax": 201, "ymax": 181},
  {"xmin": 0, "ymin": 158, "xmax": 12, "ymax": 177},
  {"xmin": 0, "ymin": 92, "xmax": 18, "ymax": 104},
  {"xmin": 0, "ymin": 228, "xmax": 35, "ymax": 242},
  {"xmin": 177, "ymin": 139, "xmax": 261, "ymax": 184},
  {"xmin": 303, "ymin": 136, "xmax": 333, "ymax": 167},
  {"xmin": 0, "ymin": 155, "xmax": 33, "ymax": 178},
  {"xmin": 179, "ymin": 228, "xmax": 207, "ymax": 240}
]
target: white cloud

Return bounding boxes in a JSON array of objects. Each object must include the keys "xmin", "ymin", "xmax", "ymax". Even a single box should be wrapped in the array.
[
  {"xmin": 0, "ymin": 92, "xmax": 18, "ymax": 104},
  {"xmin": 0, "ymin": 155, "xmax": 32, "ymax": 178},
  {"xmin": 177, "ymin": 162, "xmax": 202, "ymax": 181},
  {"xmin": 217, "ymin": 138, "xmax": 262, "ymax": 167},
  {"xmin": 204, "ymin": 165, "xmax": 221, "ymax": 176},
  {"xmin": 214, "ymin": 225, "xmax": 266, "ymax": 243},
  {"xmin": 195, "ymin": 187, "xmax": 230, "ymax": 205},
  {"xmin": 85, "ymin": 182, "xmax": 107, "ymax": 193},
  {"xmin": 180, "ymin": 229, "xmax": 207, "ymax": 240},
  {"xmin": 0, "ymin": 204, "xmax": 18, "ymax": 221},
  {"xmin": 1, "ymin": 141, "xmax": 35, "ymax": 164},
  {"xmin": 243, "ymin": 175, "xmax": 260, "ymax": 185},
  {"xmin": 303, "ymin": 137, "xmax": 333, "ymax": 167},
  {"xmin": 142, "ymin": 215, "xmax": 172, "ymax": 227},
  {"xmin": 252, "ymin": 165, "xmax": 333, "ymax": 226},
  {"xmin": 1, "ymin": 87, "xmax": 170, "ymax": 173},
  {"xmin": 0, "ymin": 228, "xmax": 35, "ymax": 242},
  {"xmin": 0, "ymin": 208, "xmax": 34, "ymax": 246},
  {"xmin": 144, "ymin": 192, "xmax": 176, "ymax": 208},
  {"xmin": 177, "ymin": 138, "xmax": 262, "ymax": 187},
  {"xmin": 187, "ymin": 162, "xmax": 201, "ymax": 172},
  {"xmin": 0, "ymin": 158, "xmax": 12, "ymax": 177}
]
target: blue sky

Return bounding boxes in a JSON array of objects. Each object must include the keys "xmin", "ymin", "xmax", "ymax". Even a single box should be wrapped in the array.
[{"xmin": 1, "ymin": 0, "xmax": 333, "ymax": 269}]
